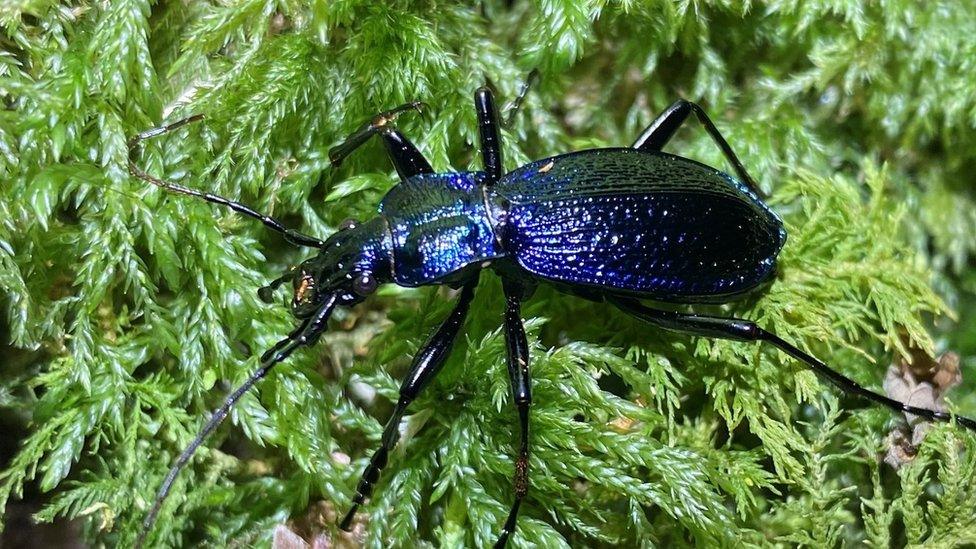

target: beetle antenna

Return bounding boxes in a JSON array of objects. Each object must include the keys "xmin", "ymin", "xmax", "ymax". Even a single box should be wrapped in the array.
[
  {"xmin": 127, "ymin": 115, "xmax": 325, "ymax": 249},
  {"xmin": 135, "ymin": 295, "xmax": 337, "ymax": 548}
]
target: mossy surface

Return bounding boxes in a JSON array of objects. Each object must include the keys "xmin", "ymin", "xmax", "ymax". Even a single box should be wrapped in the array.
[{"xmin": 2, "ymin": 2, "xmax": 976, "ymax": 546}]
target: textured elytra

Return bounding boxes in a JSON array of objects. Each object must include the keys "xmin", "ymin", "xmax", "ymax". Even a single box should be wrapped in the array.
[{"xmin": 492, "ymin": 148, "xmax": 786, "ymax": 300}]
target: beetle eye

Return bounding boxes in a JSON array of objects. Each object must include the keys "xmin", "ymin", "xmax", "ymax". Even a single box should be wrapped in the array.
[
  {"xmin": 339, "ymin": 218, "xmax": 358, "ymax": 231},
  {"xmin": 352, "ymin": 273, "xmax": 377, "ymax": 296}
]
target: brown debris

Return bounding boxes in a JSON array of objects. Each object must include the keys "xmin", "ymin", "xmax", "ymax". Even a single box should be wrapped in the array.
[
  {"xmin": 272, "ymin": 501, "xmax": 366, "ymax": 549},
  {"xmin": 882, "ymin": 338, "xmax": 962, "ymax": 469},
  {"xmin": 608, "ymin": 416, "xmax": 636, "ymax": 434}
]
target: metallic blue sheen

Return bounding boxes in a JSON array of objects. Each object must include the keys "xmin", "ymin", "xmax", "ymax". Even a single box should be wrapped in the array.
[
  {"xmin": 379, "ymin": 171, "xmax": 505, "ymax": 286},
  {"xmin": 489, "ymin": 148, "xmax": 786, "ymax": 301},
  {"xmin": 310, "ymin": 217, "xmax": 393, "ymax": 286},
  {"xmin": 367, "ymin": 148, "xmax": 785, "ymax": 301}
]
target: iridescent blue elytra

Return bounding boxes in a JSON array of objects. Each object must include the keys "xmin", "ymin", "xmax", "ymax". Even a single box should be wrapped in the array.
[
  {"xmin": 351, "ymin": 147, "xmax": 785, "ymax": 302},
  {"xmin": 494, "ymin": 148, "xmax": 786, "ymax": 300}
]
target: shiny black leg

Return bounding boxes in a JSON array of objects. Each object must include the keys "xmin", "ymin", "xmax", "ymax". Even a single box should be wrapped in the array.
[
  {"xmin": 494, "ymin": 278, "xmax": 531, "ymax": 549},
  {"xmin": 609, "ymin": 297, "xmax": 976, "ymax": 432},
  {"xmin": 136, "ymin": 295, "xmax": 338, "ymax": 549},
  {"xmin": 328, "ymin": 102, "xmax": 433, "ymax": 181},
  {"xmin": 379, "ymin": 127, "xmax": 435, "ymax": 181},
  {"xmin": 340, "ymin": 280, "xmax": 477, "ymax": 530},
  {"xmin": 632, "ymin": 99, "xmax": 763, "ymax": 197},
  {"xmin": 128, "ymin": 115, "xmax": 325, "ymax": 248},
  {"xmin": 474, "ymin": 87, "xmax": 504, "ymax": 184}
]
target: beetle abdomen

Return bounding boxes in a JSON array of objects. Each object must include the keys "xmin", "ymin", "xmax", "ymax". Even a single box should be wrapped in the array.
[{"xmin": 493, "ymin": 148, "xmax": 786, "ymax": 300}]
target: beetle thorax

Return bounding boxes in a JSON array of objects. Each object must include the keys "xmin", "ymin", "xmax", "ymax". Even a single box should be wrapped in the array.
[{"xmin": 377, "ymin": 172, "xmax": 506, "ymax": 287}]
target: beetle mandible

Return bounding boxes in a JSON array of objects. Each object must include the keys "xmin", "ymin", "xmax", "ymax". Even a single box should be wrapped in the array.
[{"xmin": 128, "ymin": 79, "xmax": 976, "ymax": 547}]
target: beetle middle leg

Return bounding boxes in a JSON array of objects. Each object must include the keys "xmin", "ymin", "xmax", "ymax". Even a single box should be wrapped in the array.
[
  {"xmin": 632, "ymin": 99, "xmax": 764, "ymax": 197},
  {"xmin": 328, "ymin": 101, "xmax": 434, "ymax": 181},
  {"xmin": 340, "ymin": 280, "xmax": 477, "ymax": 531},
  {"xmin": 493, "ymin": 278, "xmax": 533, "ymax": 549},
  {"xmin": 474, "ymin": 70, "xmax": 539, "ymax": 186},
  {"xmin": 475, "ymin": 87, "xmax": 505, "ymax": 184},
  {"xmin": 608, "ymin": 296, "xmax": 976, "ymax": 432}
]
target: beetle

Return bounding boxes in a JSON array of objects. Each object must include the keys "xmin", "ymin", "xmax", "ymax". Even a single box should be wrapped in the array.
[{"xmin": 128, "ymin": 82, "xmax": 976, "ymax": 548}]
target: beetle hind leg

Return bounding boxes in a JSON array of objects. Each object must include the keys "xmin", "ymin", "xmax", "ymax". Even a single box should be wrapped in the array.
[
  {"xmin": 493, "ymin": 278, "xmax": 533, "ymax": 548},
  {"xmin": 609, "ymin": 296, "xmax": 976, "ymax": 433},
  {"xmin": 633, "ymin": 99, "xmax": 765, "ymax": 198}
]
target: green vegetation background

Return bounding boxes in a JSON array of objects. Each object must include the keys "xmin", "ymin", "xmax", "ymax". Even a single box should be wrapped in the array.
[{"xmin": 3, "ymin": 1, "xmax": 976, "ymax": 547}]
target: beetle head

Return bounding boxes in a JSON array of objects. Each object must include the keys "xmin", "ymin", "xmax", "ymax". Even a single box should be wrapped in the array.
[{"xmin": 289, "ymin": 217, "xmax": 392, "ymax": 317}]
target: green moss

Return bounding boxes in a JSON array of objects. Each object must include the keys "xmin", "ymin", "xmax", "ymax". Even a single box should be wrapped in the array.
[{"xmin": 2, "ymin": 1, "xmax": 976, "ymax": 546}]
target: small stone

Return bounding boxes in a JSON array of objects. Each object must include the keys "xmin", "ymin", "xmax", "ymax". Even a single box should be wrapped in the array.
[{"xmin": 272, "ymin": 525, "xmax": 308, "ymax": 549}]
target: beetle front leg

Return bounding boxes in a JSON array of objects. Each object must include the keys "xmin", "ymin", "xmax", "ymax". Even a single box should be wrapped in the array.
[
  {"xmin": 632, "ymin": 99, "xmax": 764, "ymax": 197},
  {"xmin": 328, "ymin": 101, "xmax": 434, "ymax": 181},
  {"xmin": 609, "ymin": 296, "xmax": 976, "ymax": 433},
  {"xmin": 340, "ymin": 280, "xmax": 477, "ymax": 530},
  {"xmin": 494, "ymin": 278, "xmax": 532, "ymax": 549}
]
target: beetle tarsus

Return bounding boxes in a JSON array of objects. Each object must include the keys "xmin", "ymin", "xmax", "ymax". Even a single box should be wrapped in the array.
[
  {"xmin": 493, "ymin": 499, "xmax": 521, "ymax": 549},
  {"xmin": 339, "ymin": 503, "xmax": 359, "ymax": 531},
  {"xmin": 328, "ymin": 101, "xmax": 431, "ymax": 177},
  {"xmin": 503, "ymin": 68, "xmax": 539, "ymax": 127}
]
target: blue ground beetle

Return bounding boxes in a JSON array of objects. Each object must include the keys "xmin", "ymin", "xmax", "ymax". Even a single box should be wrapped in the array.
[{"xmin": 128, "ymin": 80, "xmax": 976, "ymax": 547}]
